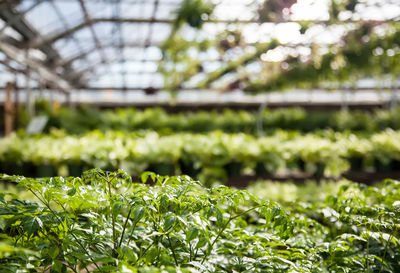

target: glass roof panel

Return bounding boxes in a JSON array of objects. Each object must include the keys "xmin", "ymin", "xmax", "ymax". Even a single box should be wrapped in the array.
[
  {"xmin": 86, "ymin": 2, "xmax": 115, "ymax": 18},
  {"xmin": 24, "ymin": 2, "xmax": 62, "ymax": 33},
  {"xmin": 52, "ymin": 1, "xmax": 84, "ymax": 27},
  {"xmin": 15, "ymin": 0, "xmax": 34, "ymax": 12},
  {"xmin": 150, "ymin": 23, "xmax": 172, "ymax": 44},
  {"xmin": 122, "ymin": 23, "xmax": 149, "ymax": 46},
  {"xmin": 156, "ymin": 2, "xmax": 180, "ymax": 20},
  {"xmin": 1, "ymin": 0, "xmax": 399, "ymax": 92},
  {"xmin": 120, "ymin": 1, "xmax": 154, "ymax": 19},
  {"xmin": 53, "ymin": 38, "xmax": 80, "ymax": 58},
  {"xmin": 92, "ymin": 22, "xmax": 116, "ymax": 39}
]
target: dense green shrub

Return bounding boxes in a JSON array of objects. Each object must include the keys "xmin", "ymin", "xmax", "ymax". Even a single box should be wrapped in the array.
[
  {"xmin": 1, "ymin": 130, "xmax": 400, "ymax": 179},
  {"xmin": 33, "ymin": 104, "xmax": 400, "ymax": 134},
  {"xmin": 0, "ymin": 170, "xmax": 399, "ymax": 272}
]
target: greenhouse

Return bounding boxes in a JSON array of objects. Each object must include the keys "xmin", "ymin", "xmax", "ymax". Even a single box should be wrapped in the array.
[{"xmin": 1, "ymin": 0, "xmax": 400, "ymax": 272}]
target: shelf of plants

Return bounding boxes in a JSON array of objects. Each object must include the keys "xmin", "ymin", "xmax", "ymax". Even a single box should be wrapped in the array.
[
  {"xmin": 32, "ymin": 104, "xmax": 400, "ymax": 135},
  {"xmin": 1, "ymin": 129, "xmax": 399, "ymax": 181}
]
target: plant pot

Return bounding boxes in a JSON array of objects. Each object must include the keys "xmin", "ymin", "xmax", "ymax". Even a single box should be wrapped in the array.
[
  {"xmin": 147, "ymin": 163, "xmax": 175, "ymax": 176},
  {"xmin": 255, "ymin": 162, "xmax": 272, "ymax": 177},
  {"xmin": 23, "ymin": 162, "xmax": 36, "ymax": 177},
  {"xmin": 348, "ymin": 157, "xmax": 364, "ymax": 171},
  {"xmin": 2, "ymin": 162, "xmax": 35, "ymax": 176},
  {"xmin": 224, "ymin": 161, "xmax": 242, "ymax": 177},
  {"xmin": 313, "ymin": 162, "xmax": 326, "ymax": 178},
  {"xmin": 102, "ymin": 165, "xmax": 115, "ymax": 172},
  {"xmin": 7, "ymin": 163, "xmax": 25, "ymax": 176},
  {"xmin": 36, "ymin": 164, "xmax": 57, "ymax": 177},
  {"xmin": 67, "ymin": 163, "xmax": 84, "ymax": 177},
  {"xmin": 179, "ymin": 159, "xmax": 201, "ymax": 178},
  {"xmin": 391, "ymin": 160, "xmax": 400, "ymax": 171},
  {"xmin": 297, "ymin": 159, "xmax": 306, "ymax": 172},
  {"xmin": 0, "ymin": 161, "xmax": 5, "ymax": 174},
  {"xmin": 374, "ymin": 159, "xmax": 391, "ymax": 172}
]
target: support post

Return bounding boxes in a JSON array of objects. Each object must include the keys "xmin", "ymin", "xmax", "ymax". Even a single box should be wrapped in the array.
[
  {"xmin": 66, "ymin": 91, "xmax": 72, "ymax": 108},
  {"xmin": 49, "ymin": 88, "xmax": 54, "ymax": 113},
  {"xmin": 390, "ymin": 81, "xmax": 398, "ymax": 110},
  {"xmin": 25, "ymin": 51, "xmax": 35, "ymax": 116},
  {"xmin": 341, "ymin": 84, "xmax": 348, "ymax": 111},
  {"xmin": 4, "ymin": 82, "xmax": 14, "ymax": 136},
  {"xmin": 14, "ymin": 73, "xmax": 19, "ymax": 129}
]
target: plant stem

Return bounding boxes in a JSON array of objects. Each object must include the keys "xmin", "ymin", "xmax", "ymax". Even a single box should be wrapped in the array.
[
  {"xmin": 189, "ymin": 243, "xmax": 192, "ymax": 261},
  {"xmin": 125, "ymin": 221, "xmax": 138, "ymax": 247},
  {"xmin": 106, "ymin": 173, "xmax": 117, "ymax": 257},
  {"xmin": 133, "ymin": 241, "xmax": 157, "ymax": 266},
  {"xmin": 378, "ymin": 233, "xmax": 392, "ymax": 273},
  {"xmin": 366, "ymin": 233, "xmax": 370, "ymax": 270},
  {"xmin": 118, "ymin": 206, "xmax": 133, "ymax": 249},
  {"xmin": 167, "ymin": 234, "xmax": 179, "ymax": 266},
  {"xmin": 201, "ymin": 205, "xmax": 260, "ymax": 264},
  {"xmin": 28, "ymin": 189, "xmax": 103, "ymax": 272},
  {"xmin": 67, "ymin": 264, "xmax": 79, "ymax": 273}
]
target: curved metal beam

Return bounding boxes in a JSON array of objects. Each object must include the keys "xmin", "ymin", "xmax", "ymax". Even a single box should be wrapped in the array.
[
  {"xmin": 56, "ymin": 42, "xmax": 145, "ymax": 67},
  {"xmin": 0, "ymin": 41, "xmax": 72, "ymax": 92},
  {"xmin": 30, "ymin": 17, "xmax": 173, "ymax": 49},
  {"xmin": 78, "ymin": 0, "xmax": 107, "ymax": 64},
  {"xmin": 28, "ymin": 16, "xmax": 394, "ymax": 50}
]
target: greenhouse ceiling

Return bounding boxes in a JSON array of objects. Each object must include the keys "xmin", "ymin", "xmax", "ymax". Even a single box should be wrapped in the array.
[{"xmin": 0, "ymin": 0, "xmax": 399, "ymax": 94}]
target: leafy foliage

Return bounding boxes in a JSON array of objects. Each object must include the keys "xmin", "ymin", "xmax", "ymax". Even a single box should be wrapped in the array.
[
  {"xmin": 173, "ymin": 0, "xmax": 214, "ymax": 29},
  {"xmin": 38, "ymin": 104, "xmax": 400, "ymax": 135},
  {"xmin": 244, "ymin": 22, "xmax": 400, "ymax": 93},
  {"xmin": 1, "ymin": 170, "xmax": 400, "ymax": 272},
  {"xmin": 2, "ymin": 129, "xmax": 400, "ymax": 179},
  {"xmin": 0, "ymin": 170, "xmax": 290, "ymax": 272}
]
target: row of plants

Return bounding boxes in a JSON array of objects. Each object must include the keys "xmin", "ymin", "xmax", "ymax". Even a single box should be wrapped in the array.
[
  {"xmin": 0, "ymin": 169, "xmax": 399, "ymax": 272},
  {"xmin": 1, "ymin": 130, "xmax": 399, "ymax": 180},
  {"xmin": 37, "ymin": 103, "xmax": 400, "ymax": 134}
]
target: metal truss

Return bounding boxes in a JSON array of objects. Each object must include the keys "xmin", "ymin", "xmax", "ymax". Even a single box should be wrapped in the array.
[{"xmin": 0, "ymin": 0, "xmax": 399, "ymax": 93}]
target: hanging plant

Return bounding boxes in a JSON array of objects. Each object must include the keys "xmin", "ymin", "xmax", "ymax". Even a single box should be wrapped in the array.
[
  {"xmin": 217, "ymin": 29, "xmax": 243, "ymax": 52},
  {"xmin": 159, "ymin": 36, "xmax": 212, "ymax": 94},
  {"xmin": 174, "ymin": 0, "xmax": 214, "ymax": 29},
  {"xmin": 345, "ymin": 0, "xmax": 359, "ymax": 12},
  {"xmin": 258, "ymin": 0, "xmax": 297, "ymax": 22}
]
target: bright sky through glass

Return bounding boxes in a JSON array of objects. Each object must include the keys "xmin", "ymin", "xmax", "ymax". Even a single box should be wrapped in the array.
[{"xmin": 2, "ymin": 0, "xmax": 400, "ymax": 90}]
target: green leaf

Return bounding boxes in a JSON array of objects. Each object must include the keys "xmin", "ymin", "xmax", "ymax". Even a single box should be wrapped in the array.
[
  {"xmin": 48, "ymin": 246, "xmax": 59, "ymax": 260},
  {"xmin": 112, "ymin": 202, "xmax": 123, "ymax": 218},
  {"xmin": 145, "ymin": 247, "xmax": 158, "ymax": 264},
  {"xmin": 164, "ymin": 215, "xmax": 176, "ymax": 231},
  {"xmin": 196, "ymin": 237, "xmax": 208, "ymax": 249},
  {"xmin": 67, "ymin": 188, "xmax": 76, "ymax": 196},
  {"xmin": 23, "ymin": 216, "xmax": 43, "ymax": 237},
  {"xmin": 133, "ymin": 207, "xmax": 145, "ymax": 222},
  {"xmin": 186, "ymin": 227, "xmax": 199, "ymax": 242},
  {"xmin": 215, "ymin": 208, "xmax": 223, "ymax": 227},
  {"xmin": 121, "ymin": 246, "xmax": 138, "ymax": 262},
  {"xmin": 160, "ymin": 194, "xmax": 169, "ymax": 211},
  {"xmin": 116, "ymin": 169, "xmax": 132, "ymax": 183},
  {"xmin": 141, "ymin": 172, "xmax": 156, "ymax": 184},
  {"xmin": 51, "ymin": 260, "xmax": 63, "ymax": 272}
]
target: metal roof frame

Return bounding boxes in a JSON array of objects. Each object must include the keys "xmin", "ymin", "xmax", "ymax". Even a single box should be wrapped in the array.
[{"xmin": 0, "ymin": 0, "xmax": 399, "ymax": 93}]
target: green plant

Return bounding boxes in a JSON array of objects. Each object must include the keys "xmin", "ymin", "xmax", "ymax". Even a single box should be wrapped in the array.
[
  {"xmin": 3, "ymin": 129, "xmax": 400, "ymax": 179},
  {"xmin": 1, "ymin": 171, "xmax": 400, "ymax": 272},
  {"xmin": 0, "ymin": 170, "xmax": 291, "ymax": 272},
  {"xmin": 173, "ymin": 0, "xmax": 214, "ymax": 29},
  {"xmin": 35, "ymin": 105, "xmax": 400, "ymax": 135}
]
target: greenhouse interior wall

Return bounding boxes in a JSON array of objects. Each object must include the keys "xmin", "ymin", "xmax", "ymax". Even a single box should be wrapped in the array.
[{"xmin": 1, "ymin": 0, "xmax": 400, "ymax": 272}]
